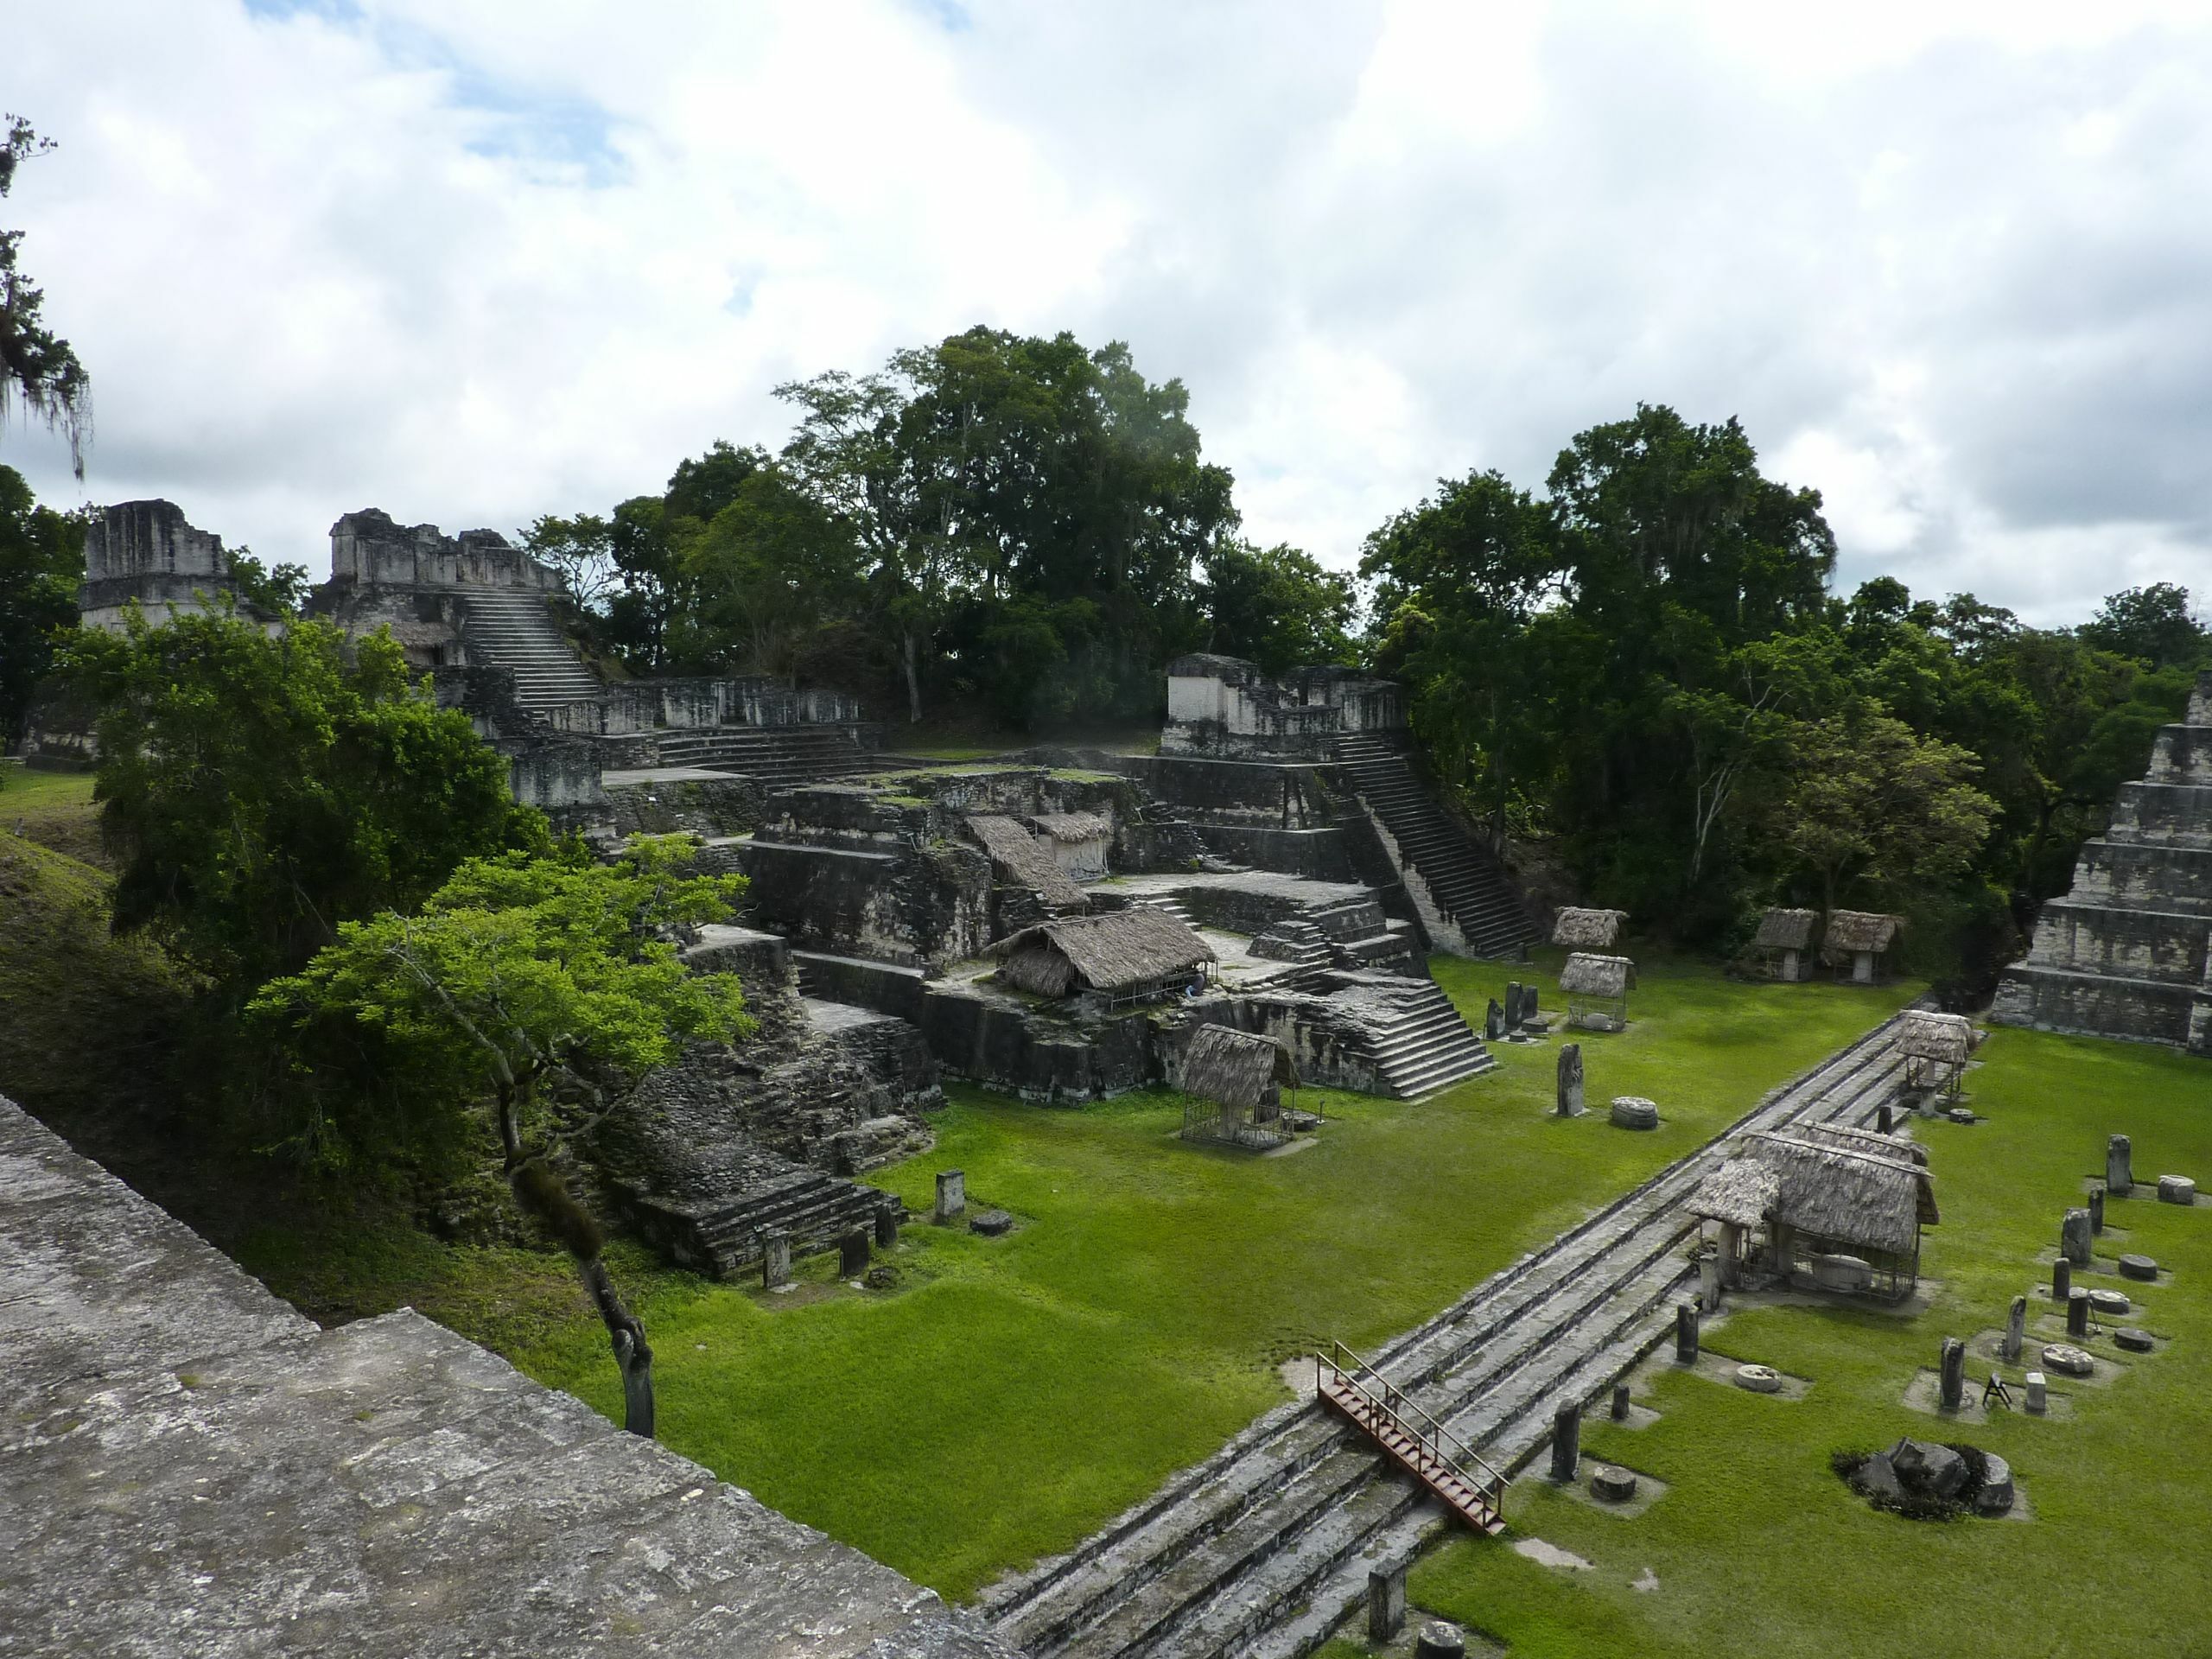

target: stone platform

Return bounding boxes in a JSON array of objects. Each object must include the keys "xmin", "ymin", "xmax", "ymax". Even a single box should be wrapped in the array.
[{"xmin": 0, "ymin": 1095, "xmax": 1007, "ymax": 1657}]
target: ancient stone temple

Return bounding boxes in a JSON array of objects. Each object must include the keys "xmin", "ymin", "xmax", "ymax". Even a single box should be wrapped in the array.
[
  {"xmin": 76, "ymin": 499, "xmax": 265, "ymax": 632},
  {"xmin": 1993, "ymin": 671, "xmax": 2212, "ymax": 1055}
]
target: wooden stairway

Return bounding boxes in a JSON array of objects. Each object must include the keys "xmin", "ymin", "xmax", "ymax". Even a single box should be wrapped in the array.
[{"xmin": 1315, "ymin": 1340, "xmax": 1506, "ymax": 1537}]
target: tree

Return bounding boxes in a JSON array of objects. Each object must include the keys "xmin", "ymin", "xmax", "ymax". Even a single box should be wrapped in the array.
[
  {"xmin": 1199, "ymin": 540, "xmax": 1357, "ymax": 672},
  {"xmin": 520, "ymin": 512, "xmax": 620, "ymax": 611},
  {"xmin": 222, "ymin": 546, "xmax": 311, "ymax": 617},
  {"xmin": 680, "ymin": 465, "xmax": 864, "ymax": 676},
  {"xmin": 2079, "ymin": 582, "xmax": 2209, "ymax": 672},
  {"xmin": 68, "ymin": 610, "xmax": 548, "ymax": 989},
  {"xmin": 1, "ymin": 117, "xmax": 90, "ymax": 478},
  {"xmin": 1764, "ymin": 712, "xmax": 1999, "ymax": 915},
  {"xmin": 0, "ymin": 462, "xmax": 82, "ymax": 750},
  {"xmin": 251, "ymin": 838, "xmax": 755, "ymax": 1438}
]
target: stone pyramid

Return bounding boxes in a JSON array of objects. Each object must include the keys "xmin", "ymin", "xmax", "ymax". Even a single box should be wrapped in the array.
[{"xmin": 1993, "ymin": 671, "xmax": 2212, "ymax": 1054}]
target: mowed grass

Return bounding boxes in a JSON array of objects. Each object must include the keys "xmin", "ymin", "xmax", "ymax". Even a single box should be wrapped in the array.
[
  {"xmin": 1, "ymin": 767, "xmax": 105, "ymax": 866},
  {"xmin": 270, "ymin": 952, "xmax": 1908, "ymax": 1603},
  {"xmin": 1346, "ymin": 1026, "xmax": 2212, "ymax": 1659}
]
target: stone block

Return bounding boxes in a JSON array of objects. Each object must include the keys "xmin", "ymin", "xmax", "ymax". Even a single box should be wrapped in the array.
[
  {"xmin": 2003, "ymin": 1294, "xmax": 2026, "ymax": 1362},
  {"xmin": 839, "ymin": 1230, "xmax": 871, "ymax": 1279},
  {"xmin": 2119, "ymin": 1253, "xmax": 2160, "ymax": 1281},
  {"xmin": 1675, "ymin": 1300, "xmax": 1700, "ymax": 1363},
  {"xmin": 2024, "ymin": 1370, "xmax": 2048, "ymax": 1412},
  {"xmin": 1611, "ymin": 1382, "xmax": 1631, "ymax": 1420},
  {"xmin": 2109, "ymin": 1133, "xmax": 2134, "ymax": 1196},
  {"xmin": 2043, "ymin": 1343, "xmax": 2094, "ymax": 1376},
  {"xmin": 2052, "ymin": 1256, "xmax": 2072, "ymax": 1303},
  {"xmin": 1610, "ymin": 1096, "xmax": 1659, "ymax": 1130},
  {"xmin": 874, "ymin": 1201, "xmax": 901, "ymax": 1249},
  {"xmin": 1414, "ymin": 1622, "xmax": 1467, "ymax": 1659},
  {"xmin": 1939, "ymin": 1338, "xmax": 1966, "ymax": 1411},
  {"xmin": 761, "ymin": 1230, "xmax": 791, "ymax": 1289},
  {"xmin": 2116, "ymin": 1327, "xmax": 2156, "ymax": 1353},
  {"xmin": 935, "ymin": 1168, "xmax": 967, "ymax": 1222},
  {"xmin": 2067, "ymin": 1287, "xmax": 2089, "ymax": 1337},
  {"xmin": 1736, "ymin": 1364, "xmax": 1783, "ymax": 1394},
  {"xmin": 1556, "ymin": 1042, "xmax": 1585, "ymax": 1117},
  {"xmin": 1589, "ymin": 1465, "xmax": 1638, "ymax": 1502},
  {"xmin": 2060, "ymin": 1208, "xmax": 2093, "ymax": 1266},
  {"xmin": 1549, "ymin": 1400, "xmax": 1580, "ymax": 1482},
  {"xmin": 969, "ymin": 1209, "xmax": 1014, "ymax": 1237},
  {"xmin": 2159, "ymin": 1174, "xmax": 2197, "ymax": 1205},
  {"xmin": 2089, "ymin": 1185, "xmax": 2106, "ymax": 1234},
  {"xmin": 2088, "ymin": 1287, "xmax": 2130, "ymax": 1319}
]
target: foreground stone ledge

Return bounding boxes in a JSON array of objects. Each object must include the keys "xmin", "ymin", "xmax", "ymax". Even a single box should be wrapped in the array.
[{"xmin": 0, "ymin": 1096, "xmax": 1010, "ymax": 1659}]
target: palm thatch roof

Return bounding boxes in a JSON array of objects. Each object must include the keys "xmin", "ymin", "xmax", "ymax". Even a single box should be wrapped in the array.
[
  {"xmin": 988, "ymin": 906, "xmax": 1215, "ymax": 997},
  {"xmin": 1560, "ymin": 952, "xmax": 1634, "ymax": 997},
  {"xmin": 1552, "ymin": 907, "xmax": 1628, "ymax": 949},
  {"xmin": 1821, "ymin": 910, "xmax": 1902, "ymax": 961},
  {"xmin": 1797, "ymin": 1121, "xmax": 1929, "ymax": 1167},
  {"xmin": 1897, "ymin": 1009, "xmax": 1973, "ymax": 1065},
  {"xmin": 1179, "ymin": 1025, "xmax": 1298, "ymax": 1108},
  {"xmin": 1030, "ymin": 810, "xmax": 1114, "ymax": 843},
  {"xmin": 966, "ymin": 814, "xmax": 1090, "ymax": 911},
  {"xmin": 1753, "ymin": 908, "xmax": 1818, "ymax": 950},
  {"xmin": 1689, "ymin": 1128, "xmax": 1938, "ymax": 1257}
]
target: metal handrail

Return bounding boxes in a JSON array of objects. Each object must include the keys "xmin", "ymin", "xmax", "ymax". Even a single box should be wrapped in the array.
[{"xmin": 1316, "ymin": 1338, "xmax": 1506, "ymax": 1512}]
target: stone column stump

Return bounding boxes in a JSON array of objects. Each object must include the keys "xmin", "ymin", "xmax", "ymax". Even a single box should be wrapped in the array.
[
  {"xmin": 2004, "ymin": 1294, "xmax": 2026, "ymax": 1363},
  {"xmin": 2107, "ymin": 1134, "xmax": 2133, "ymax": 1197},
  {"xmin": 2088, "ymin": 1185, "xmax": 2106, "ymax": 1235},
  {"xmin": 2052, "ymin": 1256, "xmax": 2071, "ymax": 1304},
  {"xmin": 2067, "ymin": 1287, "xmax": 2090, "ymax": 1338},
  {"xmin": 1611, "ymin": 1382, "xmax": 1631, "ymax": 1421},
  {"xmin": 1414, "ymin": 1622, "xmax": 1467, "ymax": 1659},
  {"xmin": 1675, "ymin": 1300, "xmax": 1700, "ymax": 1363},
  {"xmin": 874, "ymin": 1201, "xmax": 900, "ymax": 1249},
  {"xmin": 1939, "ymin": 1337, "xmax": 1966, "ymax": 1411},
  {"xmin": 762, "ymin": 1229, "xmax": 791, "ymax": 1290},
  {"xmin": 1556, "ymin": 1043, "xmax": 1585, "ymax": 1117}
]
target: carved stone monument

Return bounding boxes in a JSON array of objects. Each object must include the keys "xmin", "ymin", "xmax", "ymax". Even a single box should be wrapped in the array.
[
  {"xmin": 1939, "ymin": 1337, "xmax": 1966, "ymax": 1411},
  {"xmin": 2108, "ymin": 1134, "xmax": 2133, "ymax": 1196},
  {"xmin": 839, "ymin": 1229, "xmax": 871, "ymax": 1278},
  {"xmin": 2089, "ymin": 1185, "xmax": 2106, "ymax": 1235},
  {"xmin": 1549, "ymin": 1400, "xmax": 1580, "ymax": 1482},
  {"xmin": 2053, "ymin": 1256, "xmax": 2072, "ymax": 1303},
  {"xmin": 1675, "ymin": 1300, "xmax": 1700, "ymax": 1363},
  {"xmin": 2066, "ymin": 1287, "xmax": 2090, "ymax": 1338},
  {"xmin": 1485, "ymin": 998, "xmax": 1505, "ymax": 1040},
  {"xmin": 1369, "ymin": 1566, "xmax": 1407, "ymax": 1644},
  {"xmin": 2024, "ymin": 1370, "xmax": 2048, "ymax": 1413},
  {"xmin": 762, "ymin": 1228, "xmax": 791, "ymax": 1289},
  {"xmin": 2004, "ymin": 1294, "xmax": 2026, "ymax": 1362},
  {"xmin": 875, "ymin": 1200, "xmax": 901, "ymax": 1249},
  {"xmin": 2061, "ymin": 1208, "xmax": 2093, "ymax": 1267},
  {"xmin": 1611, "ymin": 1382, "xmax": 1631, "ymax": 1421},
  {"xmin": 1556, "ymin": 1043, "xmax": 1585, "ymax": 1117}
]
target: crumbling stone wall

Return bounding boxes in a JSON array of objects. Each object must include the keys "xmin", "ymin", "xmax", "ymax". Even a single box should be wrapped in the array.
[{"xmin": 918, "ymin": 982, "xmax": 1156, "ymax": 1100}]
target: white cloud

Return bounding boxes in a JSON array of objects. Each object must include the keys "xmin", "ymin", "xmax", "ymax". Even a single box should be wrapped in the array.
[{"xmin": 3, "ymin": 0, "xmax": 2209, "ymax": 628}]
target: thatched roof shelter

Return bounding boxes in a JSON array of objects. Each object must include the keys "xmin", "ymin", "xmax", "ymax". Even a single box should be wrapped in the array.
[
  {"xmin": 966, "ymin": 814, "xmax": 1090, "ymax": 911},
  {"xmin": 1797, "ymin": 1121, "xmax": 1929, "ymax": 1167},
  {"xmin": 1821, "ymin": 910, "xmax": 1902, "ymax": 963},
  {"xmin": 1897, "ymin": 1009, "xmax": 1973, "ymax": 1065},
  {"xmin": 989, "ymin": 906, "xmax": 1214, "ymax": 999},
  {"xmin": 1689, "ymin": 1128, "xmax": 1938, "ymax": 1261},
  {"xmin": 1560, "ymin": 953, "xmax": 1635, "ymax": 997},
  {"xmin": 1753, "ymin": 908, "xmax": 1818, "ymax": 950},
  {"xmin": 1030, "ymin": 810, "xmax": 1114, "ymax": 843},
  {"xmin": 1179, "ymin": 1025, "xmax": 1298, "ymax": 1108},
  {"xmin": 1552, "ymin": 907, "xmax": 1628, "ymax": 950}
]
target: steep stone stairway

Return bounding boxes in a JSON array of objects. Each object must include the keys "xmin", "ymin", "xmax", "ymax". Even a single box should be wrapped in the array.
[
  {"xmin": 692, "ymin": 1164, "xmax": 899, "ymax": 1279},
  {"xmin": 655, "ymin": 726, "xmax": 886, "ymax": 788},
  {"xmin": 1135, "ymin": 895, "xmax": 1198, "ymax": 931},
  {"xmin": 1332, "ymin": 734, "xmax": 1535, "ymax": 960},
  {"xmin": 1359, "ymin": 980, "xmax": 1496, "ymax": 1097},
  {"xmin": 982, "ymin": 1008, "xmax": 1916, "ymax": 1659},
  {"xmin": 459, "ymin": 588, "xmax": 602, "ymax": 712}
]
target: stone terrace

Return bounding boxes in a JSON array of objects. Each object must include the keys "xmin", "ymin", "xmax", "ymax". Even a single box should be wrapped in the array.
[{"xmin": 0, "ymin": 1096, "xmax": 1008, "ymax": 1659}]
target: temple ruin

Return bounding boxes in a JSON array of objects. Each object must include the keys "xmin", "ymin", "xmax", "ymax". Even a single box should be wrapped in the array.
[{"xmin": 1993, "ymin": 670, "xmax": 2212, "ymax": 1054}]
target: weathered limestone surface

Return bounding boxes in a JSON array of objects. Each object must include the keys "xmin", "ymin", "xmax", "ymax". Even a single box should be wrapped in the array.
[
  {"xmin": 75, "ymin": 499, "xmax": 259, "ymax": 632},
  {"xmin": 1993, "ymin": 671, "xmax": 2212, "ymax": 1054},
  {"xmin": 0, "ymin": 1096, "xmax": 1007, "ymax": 1658}
]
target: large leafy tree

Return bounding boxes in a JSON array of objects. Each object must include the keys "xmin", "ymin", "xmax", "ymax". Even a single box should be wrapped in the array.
[
  {"xmin": 68, "ymin": 611, "xmax": 547, "ymax": 989},
  {"xmin": 252, "ymin": 839, "xmax": 754, "ymax": 1438},
  {"xmin": 2, "ymin": 117, "xmax": 90, "ymax": 478},
  {"xmin": 2078, "ymin": 582, "xmax": 2209, "ymax": 672},
  {"xmin": 1199, "ymin": 540, "xmax": 1357, "ymax": 673},
  {"xmin": 0, "ymin": 462, "xmax": 81, "ymax": 750}
]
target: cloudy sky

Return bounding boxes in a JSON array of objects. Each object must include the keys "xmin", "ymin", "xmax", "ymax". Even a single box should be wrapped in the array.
[{"xmin": 7, "ymin": 0, "xmax": 2211, "ymax": 622}]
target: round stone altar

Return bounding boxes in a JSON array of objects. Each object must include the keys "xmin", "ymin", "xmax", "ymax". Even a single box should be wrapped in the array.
[
  {"xmin": 2115, "ymin": 1327, "xmax": 2156, "ymax": 1353},
  {"xmin": 1811, "ymin": 1253, "xmax": 1874, "ymax": 1293},
  {"xmin": 2042, "ymin": 1343, "xmax": 2095, "ymax": 1376},
  {"xmin": 1734, "ymin": 1363, "xmax": 1783, "ymax": 1393},
  {"xmin": 2158, "ymin": 1174, "xmax": 2196, "ymax": 1205},
  {"xmin": 1589, "ymin": 1464, "xmax": 1639, "ymax": 1502},
  {"xmin": 2119, "ymin": 1253, "xmax": 2160, "ymax": 1281},
  {"xmin": 2087, "ymin": 1287, "xmax": 2130, "ymax": 1319},
  {"xmin": 1610, "ymin": 1096, "xmax": 1660, "ymax": 1130}
]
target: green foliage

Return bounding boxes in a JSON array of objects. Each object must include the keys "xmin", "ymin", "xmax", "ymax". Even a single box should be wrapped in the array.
[
  {"xmin": 1199, "ymin": 539, "xmax": 1358, "ymax": 671},
  {"xmin": 1, "ymin": 115, "xmax": 89, "ymax": 478},
  {"xmin": 2078, "ymin": 581, "xmax": 2209, "ymax": 671},
  {"xmin": 67, "ymin": 610, "xmax": 548, "ymax": 990},
  {"xmin": 220, "ymin": 546, "xmax": 311, "ymax": 617},
  {"xmin": 0, "ymin": 463, "xmax": 82, "ymax": 747},
  {"xmin": 249, "ymin": 837, "xmax": 753, "ymax": 1168}
]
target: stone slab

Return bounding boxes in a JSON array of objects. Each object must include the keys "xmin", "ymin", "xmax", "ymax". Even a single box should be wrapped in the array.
[{"xmin": 0, "ymin": 1099, "xmax": 1009, "ymax": 1659}]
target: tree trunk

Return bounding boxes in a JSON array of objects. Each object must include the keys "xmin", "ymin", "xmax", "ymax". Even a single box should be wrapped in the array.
[
  {"xmin": 902, "ymin": 628, "xmax": 922, "ymax": 724},
  {"xmin": 582, "ymin": 1256, "xmax": 656, "ymax": 1440}
]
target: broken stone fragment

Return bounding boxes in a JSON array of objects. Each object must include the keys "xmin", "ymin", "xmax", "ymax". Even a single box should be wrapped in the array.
[
  {"xmin": 2114, "ymin": 1327, "xmax": 2155, "ymax": 1353},
  {"xmin": 2042, "ymin": 1343, "xmax": 2095, "ymax": 1376},
  {"xmin": 1887, "ymin": 1437, "xmax": 1966, "ymax": 1499},
  {"xmin": 968, "ymin": 1208, "xmax": 1014, "ymax": 1236},
  {"xmin": 2158, "ymin": 1174, "xmax": 2197, "ymax": 1205}
]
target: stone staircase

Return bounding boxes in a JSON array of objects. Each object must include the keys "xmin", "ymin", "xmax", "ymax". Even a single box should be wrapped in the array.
[
  {"xmin": 691, "ymin": 1166, "xmax": 900, "ymax": 1279},
  {"xmin": 1332, "ymin": 734, "xmax": 1535, "ymax": 960},
  {"xmin": 1249, "ymin": 919, "xmax": 1335, "ymax": 969},
  {"xmin": 654, "ymin": 725, "xmax": 886, "ymax": 788},
  {"xmin": 459, "ymin": 588, "xmax": 601, "ymax": 712},
  {"xmin": 1135, "ymin": 895, "xmax": 1198, "ymax": 931},
  {"xmin": 982, "ymin": 1010, "xmax": 1916, "ymax": 1659},
  {"xmin": 1357, "ymin": 980, "xmax": 1495, "ymax": 1097}
]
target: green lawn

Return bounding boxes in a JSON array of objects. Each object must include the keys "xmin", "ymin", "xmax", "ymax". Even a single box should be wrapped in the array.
[
  {"xmin": 1325, "ymin": 1024, "xmax": 2212, "ymax": 1659},
  {"xmin": 1, "ymin": 767, "xmax": 104, "ymax": 866},
  {"xmin": 244, "ymin": 953, "xmax": 1912, "ymax": 1603}
]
